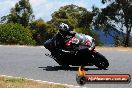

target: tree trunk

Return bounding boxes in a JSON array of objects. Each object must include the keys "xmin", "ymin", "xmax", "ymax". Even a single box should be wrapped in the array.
[{"xmin": 124, "ymin": 28, "xmax": 131, "ymax": 47}]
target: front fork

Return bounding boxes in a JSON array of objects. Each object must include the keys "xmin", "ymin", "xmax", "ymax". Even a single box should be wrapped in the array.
[{"xmin": 78, "ymin": 49, "xmax": 97, "ymax": 74}]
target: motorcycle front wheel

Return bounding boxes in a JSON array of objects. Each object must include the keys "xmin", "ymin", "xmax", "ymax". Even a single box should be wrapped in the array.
[{"xmin": 93, "ymin": 52, "xmax": 109, "ymax": 69}]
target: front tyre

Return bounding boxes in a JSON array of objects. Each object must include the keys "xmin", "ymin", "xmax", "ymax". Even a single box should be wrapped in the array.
[{"xmin": 93, "ymin": 52, "xmax": 109, "ymax": 69}]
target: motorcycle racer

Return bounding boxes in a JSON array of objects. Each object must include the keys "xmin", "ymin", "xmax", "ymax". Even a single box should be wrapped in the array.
[{"xmin": 44, "ymin": 23, "xmax": 109, "ymax": 69}]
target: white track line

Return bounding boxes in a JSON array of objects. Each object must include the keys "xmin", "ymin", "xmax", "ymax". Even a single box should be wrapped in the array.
[
  {"xmin": 118, "ymin": 50, "xmax": 130, "ymax": 52},
  {"xmin": 1, "ymin": 75, "xmax": 86, "ymax": 88},
  {"xmin": 0, "ymin": 45, "xmax": 44, "ymax": 48}
]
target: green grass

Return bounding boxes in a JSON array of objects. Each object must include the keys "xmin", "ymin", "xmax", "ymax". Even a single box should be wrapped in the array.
[
  {"xmin": 0, "ymin": 76, "xmax": 73, "ymax": 88},
  {"xmin": 4, "ymin": 77, "xmax": 25, "ymax": 83}
]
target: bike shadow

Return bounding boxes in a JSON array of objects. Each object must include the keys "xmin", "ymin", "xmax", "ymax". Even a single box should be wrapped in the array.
[{"xmin": 38, "ymin": 66, "xmax": 106, "ymax": 71}]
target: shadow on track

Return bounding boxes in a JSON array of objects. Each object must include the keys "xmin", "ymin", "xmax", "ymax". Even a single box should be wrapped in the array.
[{"xmin": 38, "ymin": 66, "xmax": 106, "ymax": 71}]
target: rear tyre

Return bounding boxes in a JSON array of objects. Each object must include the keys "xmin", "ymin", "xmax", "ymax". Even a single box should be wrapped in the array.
[{"xmin": 93, "ymin": 52, "xmax": 109, "ymax": 69}]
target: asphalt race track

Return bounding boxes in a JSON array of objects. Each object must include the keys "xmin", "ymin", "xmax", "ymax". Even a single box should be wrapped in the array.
[{"xmin": 0, "ymin": 46, "xmax": 131, "ymax": 88}]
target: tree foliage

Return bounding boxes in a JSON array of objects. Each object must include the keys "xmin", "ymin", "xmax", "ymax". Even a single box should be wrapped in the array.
[
  {"xmin": 93, "ymin": 0, "xmax": 132, "ymax": 46},
  {"xmin": 0, "ymin": 23, "xmax": 35, "ymax": 45},
  {"xmin": 0, "ymin": 2, "xmax": 103, "ymax": 45},
  {"xmin": 50, "ymin": 4, "xmax": 93, "ymax": 30},
  {"xmin": 30, "ymin": 18, "xmax": 48, "ymax": 45},
  {"xmin": 1, "ymin": 0, "xmax": 34, "ymax": 27}
]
